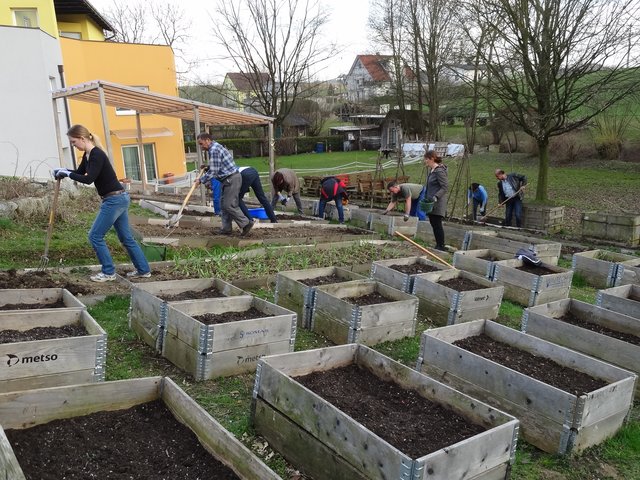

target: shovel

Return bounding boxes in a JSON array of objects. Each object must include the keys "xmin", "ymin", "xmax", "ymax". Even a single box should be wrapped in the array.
[
  {"xmin": 478, "ymin": 186, "xmax": 524, "ymax": 223},
  {"xmin": 39, "ymin": 178, "xmax": 62, "ymax": 270},
  {"xmin": 166, "ymin": 168, "xmax": 206, "ymax": 228}
]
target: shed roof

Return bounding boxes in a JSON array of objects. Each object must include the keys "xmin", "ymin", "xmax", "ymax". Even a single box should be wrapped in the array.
[{"xmin": 52, "ymin": 80, "xmax": 274, "ymax": 126}]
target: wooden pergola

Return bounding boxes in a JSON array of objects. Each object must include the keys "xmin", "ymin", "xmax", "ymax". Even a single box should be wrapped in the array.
[{"xmin": 51, "ymin": 80, "xmax": 276, "ymax": 189}]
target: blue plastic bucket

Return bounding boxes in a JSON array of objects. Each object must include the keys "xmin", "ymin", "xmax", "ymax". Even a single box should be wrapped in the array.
[{"xmin": 248, "ymin": 207, "xmax": 269, "ymax": 219}]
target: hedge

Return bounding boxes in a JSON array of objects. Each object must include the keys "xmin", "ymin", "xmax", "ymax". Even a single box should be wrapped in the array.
[{"xmin": 184, "ymin": 136, "xmax": 345, "ymax": 157}]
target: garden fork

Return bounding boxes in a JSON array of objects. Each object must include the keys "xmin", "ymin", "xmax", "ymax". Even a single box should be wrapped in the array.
[{"xmin": 39, "ymin": 178, "xmax": 61, "ymax": 270}]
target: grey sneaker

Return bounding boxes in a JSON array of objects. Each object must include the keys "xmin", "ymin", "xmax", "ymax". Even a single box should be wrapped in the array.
[
  {"xmin": 90, "ymin": 272, "xmax": 116, "ymax": 283},
  {"xmin": 126, "ymin": 271, "xmax": 151, "ymax": 279}
]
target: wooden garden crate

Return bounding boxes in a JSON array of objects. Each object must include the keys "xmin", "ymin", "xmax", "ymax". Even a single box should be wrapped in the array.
[
  {"xmin": 522, "ymin": 204, "xmax": 565, "ymax": 233},
  {"xmin": 311, "ymin": 280, "xmax": 418, "ymax": 346},
  {"xmin": 571, "ymin": 249, "xmax": 638, "ymax": 288},
  {"xmin": 162, "ymin": 296, "xmax": 296, "ymax": 380},
  {"xmin": 0, "ymin": 377, "xmax": 281, "ymax": 480},
  {"xmin": 252, "ymin": 344, "xmax": 519, "ymax": 480},
  {"xmin": 0, "ymin": 309, "xmax": 106, "ymax": 393},
  {"xmin": 417, "ymin": 320, "xmax": 636, "ymax": 454},
  {"xmin": 522, "ymin": 299, "xmax": 640, "ymax": 397},
  {"xmin": 274, "ymin": 267, "xmax": 367, "ymax": 329},
  {"xmin": 298, "ymin": 198, "xmax": 319, "ymax": 217},
  {"xmin": 492, "ymin": 259, "xmax": 573, "ymax": 307},
  {"xmin": 453, "ymin": 249, "xmax": 513, "ymax": 280},
  {"xmin": 596, "ymin": 284, "xmax": 640, "ymax": 320},
  {"xmin": 415, "ymin": 221, "xmax": 474, "ymax": 250},
  {"xmin": 369, "ymin": 211, "xmax": 418, "ymax": 236},
  {"xmin": 411, "ymin": 269, "xmax": 504, "ymax": 326},
  {"xmin": 582, "ymin": 211, "xmax": 640, "ymax": 246},
  {"xmin": 129, "ymin": 278, "xmax": 245, "ymax": 353},
  {"xmin": 616, "ymin": 256, "xmax": 640, "ymax": 286},
  {"xmin": 348, "ymin": 208, "xmax": 371, "ymax": 229},
  {"xmin": 0, "ymin": 288, "xmax": 85, "ymax": 312},
  {"xmin": 370, "ymin": 256, "xmax": 452, "ymax": 293},
  {"xmin": 464, "ymin": 231, "xmax": 561, "ymax": 265}
]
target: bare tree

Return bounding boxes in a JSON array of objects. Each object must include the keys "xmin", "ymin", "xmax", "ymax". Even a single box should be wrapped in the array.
[
  {"xmin": 466, "ymin": 0, "xmax": 640, "ymax": 201},
  {"xmin": 409, "ymin": 0, "xmax": 462, "ymax": 140},
  {"xmin": 103, "ymin": 1, "xmax": 148, "ymax": 43},
  {"xmin": 209, "ymin": 0, "xmax": 337, "ymax": 126}
]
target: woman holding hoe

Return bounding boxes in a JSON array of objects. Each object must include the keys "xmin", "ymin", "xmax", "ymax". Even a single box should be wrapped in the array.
[{"xmin": 53, "ymin": 124, "xmax": 150, "ymax": 282}]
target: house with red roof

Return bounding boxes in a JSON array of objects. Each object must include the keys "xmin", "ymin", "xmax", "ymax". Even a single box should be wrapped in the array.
[{"xmin": 345, "ymin": 54, "xmax": 415, "ymax": 103}]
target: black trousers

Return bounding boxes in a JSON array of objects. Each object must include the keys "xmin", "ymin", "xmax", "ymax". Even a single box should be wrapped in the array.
[
  {"xmin": 429, "ymin": 214, "xmax": 445, "ymax": 249},
  {"xmin": 239, "ymin": 167, "xmax": 278, "ymax": 223}
]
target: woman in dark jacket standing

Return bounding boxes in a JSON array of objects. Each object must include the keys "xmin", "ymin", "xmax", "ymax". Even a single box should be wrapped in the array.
[
  {"xmin": 423, "ymin": 150, "xmax": 448, "ymax": 251},
  {"xmin": 53, "ymin": 124, "xmax": 150, "ymax": 282}
]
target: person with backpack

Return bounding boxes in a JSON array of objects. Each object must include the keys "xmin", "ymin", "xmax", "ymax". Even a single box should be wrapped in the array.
[{"xmin": 317, "ymin": 176, "xmax": 348, "ymax": 223}]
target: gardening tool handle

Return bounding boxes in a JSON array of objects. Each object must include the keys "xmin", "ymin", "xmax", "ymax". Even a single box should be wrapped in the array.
[
  {"xmin": 480, "ymin": 186, "xmax": 524, "ymax": 221},
  {"xmin": 394, "ymin": 231, "xmax": 454, "ymax": 268},
  {"xmin": 172, "ymin": 168, "xmax": 206, "ymax": 224},
  {"xmin": 43, "ymin": 179, "xmax": 61, "ymax": 257}
]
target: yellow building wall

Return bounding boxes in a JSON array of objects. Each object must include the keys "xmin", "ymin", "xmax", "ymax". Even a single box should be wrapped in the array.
[
  {"xmin": 1, "ymin": 0, "xmax": 57, "ymax": 36},
  {"xmin": 61, "ymin": 38, "xmax": 186, "ymax": 179},
  {"xmin": 57, "ymin": 15, "xmax": 105, "ymax": 41}
]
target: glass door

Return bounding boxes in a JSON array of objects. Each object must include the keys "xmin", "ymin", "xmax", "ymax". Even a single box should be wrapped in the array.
[{"xmin": 122, "ymin": 144, "xmax": 157, "ymax": 181}]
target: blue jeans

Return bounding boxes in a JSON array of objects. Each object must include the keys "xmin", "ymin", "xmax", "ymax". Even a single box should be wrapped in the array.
[
  {"xmin": 89, "ymin": 193, "xmax": 150, "ymax": 275},
  {"xmin": 504, "ymin": 197, "xmax": 523, "ymax": 227},
  {"xmin": 318, "ymin": 197, "xmax": 344, "ymax": 223},
  {"xmin": 410, "ymin": 186, "xmax": 427, "ymax": 221}
]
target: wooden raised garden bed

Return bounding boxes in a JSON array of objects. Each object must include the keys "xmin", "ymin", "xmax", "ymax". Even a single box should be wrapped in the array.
[
  {"xmin": 522, "ymin": 298, "xmax": 640, "ymax": 397},
  {"xmin": 582, "ymin": 211, "xmax": 640, "ymax": 246},
  {"xmin": 369, "ymin": 210, "xmax": 418, "ymax": 236},
  {"xmin": 311, "ymin": 280, "xmax": 418, "ymax": 346},
  {"xmin": 464, "ymin": 231, "xmax": 562, "ymax": 265},
  {"xmin": 452, "ymin": 249, "xmax": 513, "ymax": 280},
  {"xmin": 129, "ymin": 278, "xmax": 245, "ymax": 353},
  {"xmin": 411, "ymin": 269, "xmax": 504, "ymax": 326},
  {"xmin": 349, "ymin": 208, "xmax": 371, "ymax": 230},
  {"xmin": 371, "ymin": 256, "xmax": 452, "ymax": 293},
  {"xmin": 415, "ymin": 221, "xmax": 475, "ymax": 250},
  {"xmin": 162, "ymin": 295, "xmax": 296, "ymax": 379},
  {"xmin": 0, "ymin": 377, "xmax": 280, "ymax": 480},
  {"xmin": 596, "ymin": 284, "xmax": 640, "ymax": 320},
  {"xmin": 0, "ymin": 288, "xmax": 85, "ymax": 312},
  {"xmin": 274, "ymin": 267, "xmax": 366, "ymax": 329},
  {"xmin": 252, "ymin": 344, "xmax": 519, "ymax": 480},
  {"xmin": 492, "ymin": 259, "xmax": 573, "ymax": 307},
  {"xmin": 522, "ymin": 204, "xmax": 565, "ymax": 233},
  {"xmin": 0, "ymin": 308, "xmax": 106, "ymax": 393},
  {"xmin": 417, "ymin": 320, "xmax": 636, "ymax": 454},
  {"xmin": 571, "ymin": 249, "xmax": 639, "ymax": 288},
  {"xmin": 616, "ymin": 256, "xmax": 640, "ymax": 286}
]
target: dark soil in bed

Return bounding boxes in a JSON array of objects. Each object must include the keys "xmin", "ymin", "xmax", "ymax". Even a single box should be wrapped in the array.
[
  {"xmin": 559, "ymin": 312, "xmax": 640, "ymax": 346},
  {"xmin": 299, "ymin": 274, "xmax": 343, "ymax": 287},
  {"xmin": 0, "ymin": 270, "xmax": 91, "ymax": 295},
  {"xmin": 296, "ymin": 364, "xmax": 486, "ymax": 458},
  {"xmin": 516, "ymin": 264, "xmax": 557, "ymax": 275},
  {"xmin": 157, "ymin": 286, "xmax": 224, "ymax": 301},
  {"xmin": 391, "ymin": 263, "xmax": 441, "ymax": 275},
  {"xmin": 0, "ymin": 299, "xmax": 66, "ymax": 310},
  {"xmin": 135, "ymin": 223, "xmax": 369, "ymax": 239},
  {"xmin": 438, "ymin": 277, "xmax": 486, "ymax": 291},
  {"xmin": 0, "ymin": 324, "xmax": 88, "ymax": 343},
  {"xmin": 453, "ymin": 334, "xmax": 608, "ymax": 395},
  {"xmin": 6, "ymin": 400, "xmax": 239, "ymax": 479},
  {"xmin": 193, "ymin": 307, "xmax": 272, "ymax": 325},
  {"xmin": 343, "ymin": 291, "xmax": 391, "ymax": 306}
]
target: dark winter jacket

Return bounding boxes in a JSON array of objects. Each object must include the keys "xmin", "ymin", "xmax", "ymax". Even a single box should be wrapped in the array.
[{"xmin": 497, "ymin": 173, "xmax": 527, "ymax": 203}]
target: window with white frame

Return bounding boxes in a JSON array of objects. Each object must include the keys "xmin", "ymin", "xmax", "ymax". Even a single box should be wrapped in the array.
[
  {"xmin": 13, "ymin": 9, "xmax": 38, "ymax": 28},
  {"xmin": 122, "ymin": 144, "xmax": 157, "ymax": 181}
]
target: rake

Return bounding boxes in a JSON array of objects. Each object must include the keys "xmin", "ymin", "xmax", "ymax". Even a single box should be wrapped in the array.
[
  {"xmin": 165, "ymin": 167, "xmax": 206, "ymax": 228},
  {"xmin": 39, "ymin": 178, "xmax": 61, "ymax": 271},
  {"xmin": 394, "ymin": 231, "xmax": 454, "ymax": 268},
  {"xmin": 478, "ymin": 186, "xmax": 524, "ymax": 223}
]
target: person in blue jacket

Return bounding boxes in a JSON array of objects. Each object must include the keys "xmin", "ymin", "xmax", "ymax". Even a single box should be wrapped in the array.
[{"xmin": 467, "ymin": 182, "xmax": 488, "ymax": 220}]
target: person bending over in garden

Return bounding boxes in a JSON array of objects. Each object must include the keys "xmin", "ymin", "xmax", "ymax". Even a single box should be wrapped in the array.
[
  {"xmin": 237, "ymin": 166, "xmax": 278, "ymax": 223},
  {"xmin": 317, "ymin": 176, "xmax": 348, "ymax": 223},
  {"xmin": 495, "ymin": 169, "xmax": 527, "ymax": 227},
  {"xmin": 383, "ymin": 181, "xmax": 426, "ymax": 221},
  {"xmin": 271, "ymin": 168, "xmax": 304, "ymax": 214},
  {"xmin": 423, "ymin": 150, "xmax": 449, "ymax": 251},
  {"xmin": 53, "ymin": 124, "xmax": 150, "ymax": 282},
  {"xmin": 467, "ymin": 182, "xmax": 488, "ymax": 220}
]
